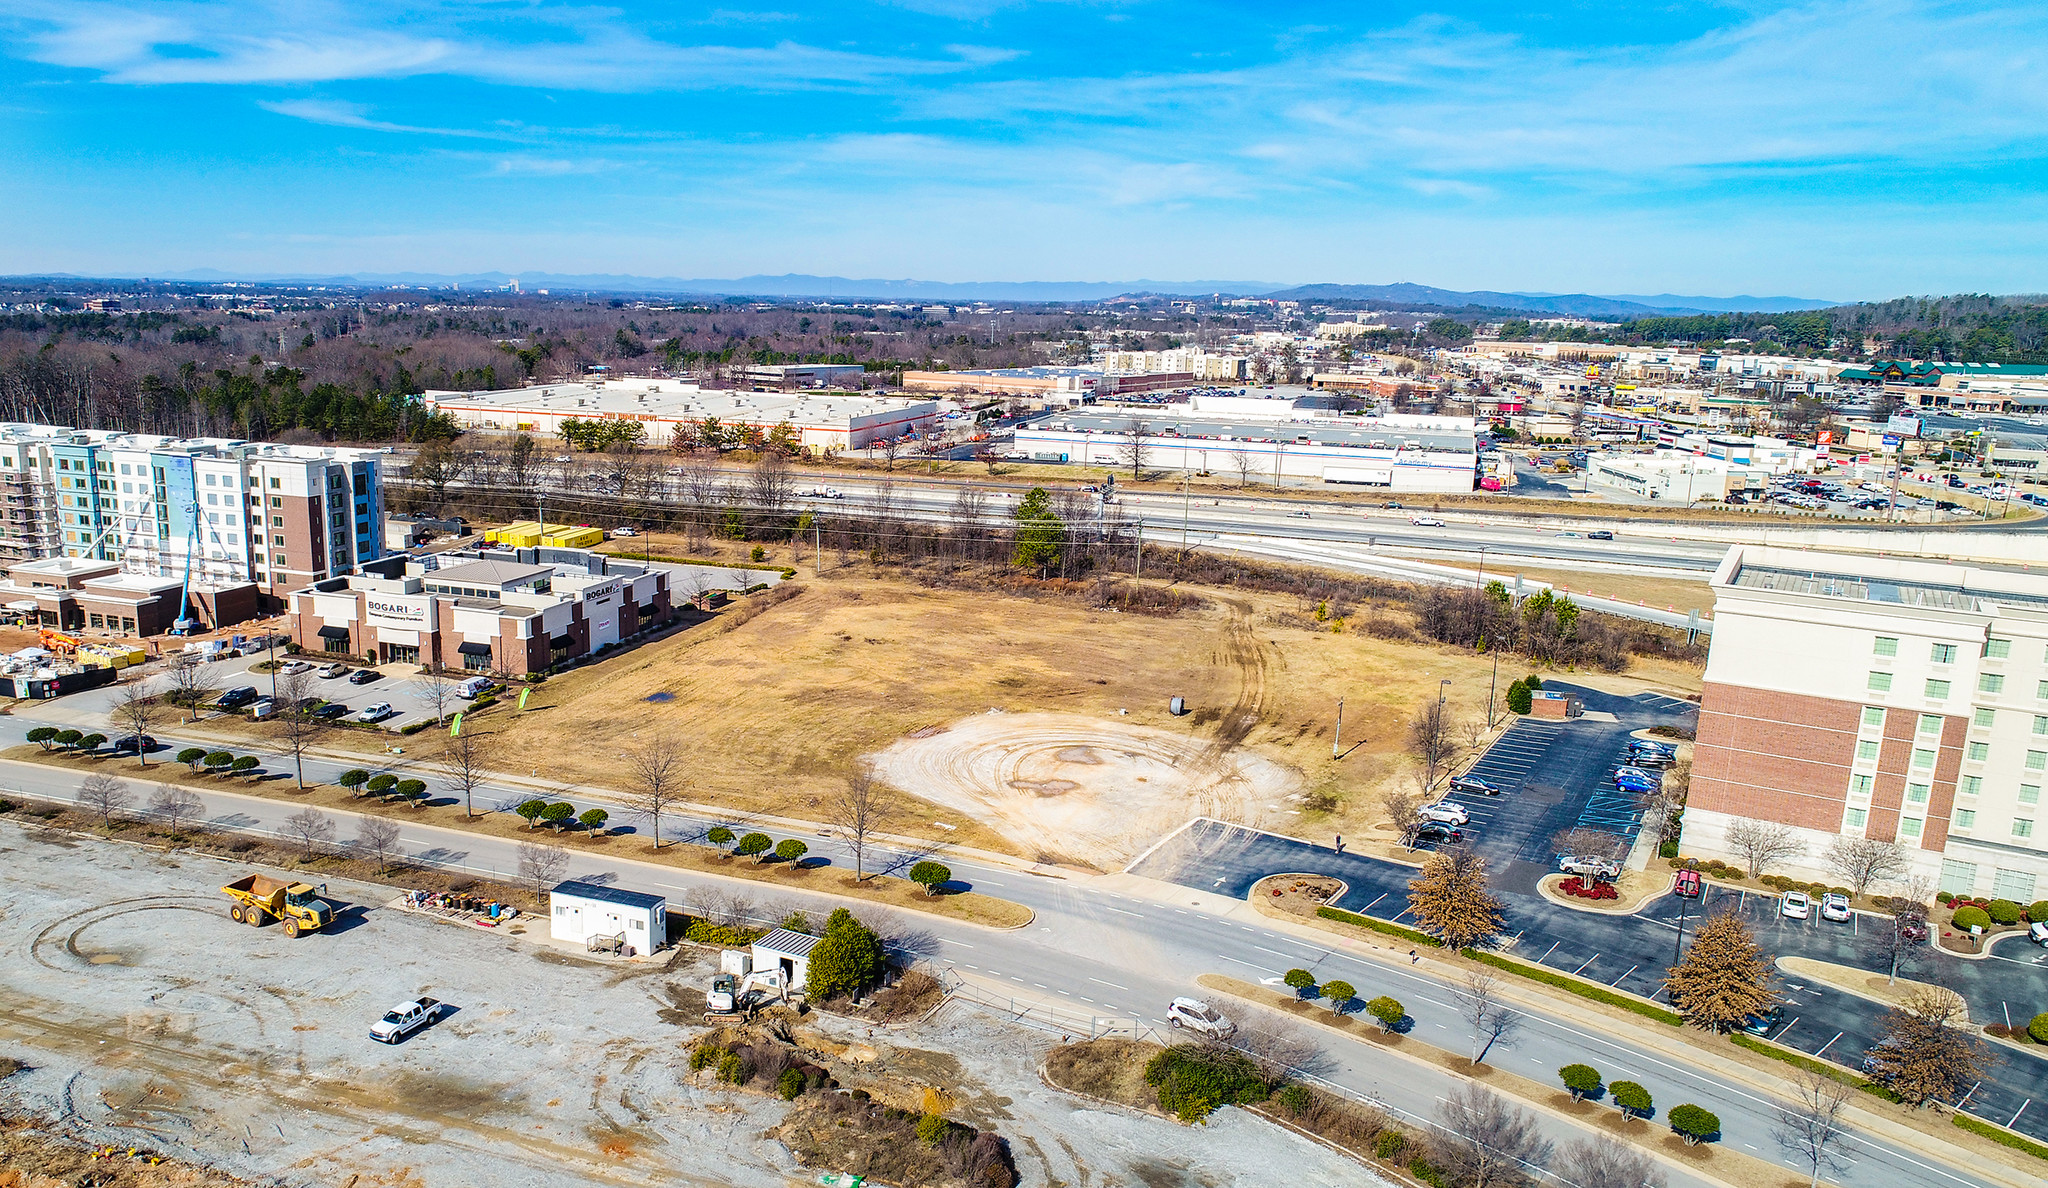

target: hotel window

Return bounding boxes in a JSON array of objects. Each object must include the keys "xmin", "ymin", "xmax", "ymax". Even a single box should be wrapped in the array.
[
  {"xmin": 1849, "ymin": 774, "xmax": 1873, "ymax": 798},
  {"xmin": 1917, "ymin": 713, "xmax": 1943, "ymax": 735},
  {"xmin": 2036, "ymin": 715, "xmax": 2048, "ymax": 737},
  {"xmin": 1940, "ymin": 859, "xmax": 1979, "ymax": 895},
  {"xmin": 1926, "ymin": 679, "xmax": 1952, "ymax": 699},
  {"xmin": 1906, "ymin": 782, "xmax": 1931, "ymax": 805},
  {"xmin": 1985, "ymin": 638, "xmax": 2012, "ymax": 659},
  {"xmin": 1962, "ymin": 775, "xmax": 1984, "ymax": 797},
  {"xmin": 1873, "ymin": 635, "xmax": 1899, "ymax": 658},
  {"xmin": 273, "ymin": 553, "xmax": 286, "ymax": 566},
  {"xmin": 1968, "ymin": 741, "xmax": 1990, "ymax": 762},
  {"xmin": 2024, "ymin": 785, "xmax": 2043, "ymax": 807},
  {"xmin": 1955, "ymin": 809, "xmax": 1977, "ymax": 831},
  {"xmin": 2015, "ymin": 819, "xmax": 2035, "ymax": 840},
  {"xmin": 1857, "ymin": 740, "xmax": 1880, "ymax": 762},
  {"xmin": 2039, "ymin": 679, "xmax": 2048, "ymax": 701},
  {"xmin": 1900, "ymin": 818, "xmax": 1923, "ymax": 839},
  {"xmin": 1869, "ymin": 672, "xmax": 1894, "ymax": 693},
  {"xmin": 1981, "ymin": 673, "xmax": 2006, "ymax": 695},
  {"xmin": 1931, "ymin": 643, "xmax": 1958, "ymax": 664},
  {"xmin": 1975, "ymin": 708, "xmax": 1997, "ymax": 729},
  {"xmin": 1844, "ymin": 807, "xmax": 1868, "ymax": 829},
  {"xmin": 1911, "ymin": 748, "xmax": 1936, "ymax": 770},
  {"xmin": 1861, "ymin": 706, "xmax": 1886, "ymax": 729},
  {"xmin": 272, "ymin": 515, "xmax": 284, "ymax": 527},
  {"xmin": 272, "ymin": 534, "xmax": 285, "ymax": 546},
  {"xmin": 2029, "ymin": 750, "xmax": 2047, "ymax": 772}
]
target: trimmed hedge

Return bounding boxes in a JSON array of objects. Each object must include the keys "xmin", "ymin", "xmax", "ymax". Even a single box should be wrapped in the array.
[
  {"xmin": 1729, "ymin": 1033, "xmax": 1857, "ymax": 1084},
  {"xmin": 1316, "ymin": 906, "xmax": 1440, "ymax": 949},
  {"xmin": 1953, "ymin": 905, "xmax": 1992, "ymax": 930},
  {"xmin": 1955, "ymin": 1113, "xmax": 2048, "ymax": 1161},
  {"xmin": 1463, "ymin": 950, "xmax": 1683, "ymax": 1027},
  {"xmin": 1987, "ymin": 899, "xmax": 2025, "ymax": 926}
]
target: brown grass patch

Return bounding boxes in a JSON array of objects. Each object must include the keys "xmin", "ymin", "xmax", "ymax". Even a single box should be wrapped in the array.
[{"xmin": 1042, "ymin": 1038, "xmax": 1163, "ymax": 1112}]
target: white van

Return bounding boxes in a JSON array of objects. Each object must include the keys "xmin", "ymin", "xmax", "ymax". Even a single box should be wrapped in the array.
[{"xmin": 455, "ymin": 676, "xmax": 494, "ymax": 700}]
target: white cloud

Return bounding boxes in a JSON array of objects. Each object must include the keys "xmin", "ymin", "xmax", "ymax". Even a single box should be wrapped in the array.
[{"xmin": 257, "ymin": 98, "xmax": 509, "ymax": 138}]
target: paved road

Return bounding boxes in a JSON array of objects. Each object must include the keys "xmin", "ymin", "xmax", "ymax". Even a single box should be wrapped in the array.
[{"xmin": 0, "ymin": 704, "xmax": 2020, "ymax": 1188}]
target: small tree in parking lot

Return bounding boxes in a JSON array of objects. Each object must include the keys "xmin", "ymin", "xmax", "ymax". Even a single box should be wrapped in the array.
[
  {"xmin": 735, "ymin": 831, "xmax": 772, "ymax": 862},
  {"xmin": 1407, "ymin": 844, "xmax": 1506, "ymax": 951},
  {"xmin": 1666, "ymin": 908, "xmax": 1776, "ymax": 1032}
]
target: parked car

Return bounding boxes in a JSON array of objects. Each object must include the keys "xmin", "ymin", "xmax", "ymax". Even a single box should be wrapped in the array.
[
  {"xmin": 313, "ymin": 702, "xmax": 350, "ymax": 720},
  {"xmin": 318, "ymin": 662, "xmax": 348, "ymax": 679},
  {"xmin": 348, "ymin": 668, "xmax": 383, "ymax": 686},
  {"xmin": 1821, "ymin": 892, "xmax": 1852, "ymax": 922},
  {"xmin": 1613, "ymin": 771, "xmax": 1659, "ymax": 794},
  {"xmin": 278, "ymin": 660, "xmax": 312, "ymax": 676},
  {"xmin": 455, "ymin": 676, "xmax": 494, "ymax": 699},
  {"xmin": 1740, "ymin": 1005, "xmax": 1786, "ymax": 1036},
  {"xmin": 1410, "ymin": 516, "xmax": 1447, "ymax": 527},
  {"xmin": 1559, "ymin": 855, "xmax": 1622, "ymax": 880},
  {"xmin": 1449, "ymin": 774, "xmax": 1503, "ymax": 796},
  {"xmin": 369, "ymin": 997, "xmax": 445, "ymax": 1044},
  {"xmin": 110, "ymin": 733, "xmax": 157, "ymax": 754},
  {"xmin": 611, "ymin": 526, "xmax": 638, "ymax": 537},
  {"xmin": 1412, "ymin": 822, "xmax": 1465, "ymax": 845},
  {"xmin": 1780, "ymin": 891, "xmax": 1812, "ymax": 920},
  {"xmin": 2030, "ymin": 922, "xmax": 2048, "ymax": 947},
  {"xmin": 357, "ymin": 702, "xmax": 395, "ymax": 723},
  {"xmin": 1166, "ymin": 997, "xmax": 1235, "ymax": 1039},
  {"xmin": 1418, "ymin": 801, "xmax": 1470, "ymax": 825},
  {"xmin": 214, "ymin": 685, "xmax": 260, "ymax": 710}
]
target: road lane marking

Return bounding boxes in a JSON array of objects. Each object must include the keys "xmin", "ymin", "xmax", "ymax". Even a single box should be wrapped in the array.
[{"xmin": 1089, "ymin": 977, "xmax": 1129, "ymax": 991}]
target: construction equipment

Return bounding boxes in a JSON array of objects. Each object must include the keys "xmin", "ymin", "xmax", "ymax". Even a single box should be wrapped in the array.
[
  {"xmin": 38, "ymin": 629, "xmax": 81, "ymax": 654},
  {"xmin": 220, "ymin": 873, "xmax": 333, "ymax": 938},
  {"xmin": 704, "ymin": 951, "xmax": 788, "ymax": 1020}
]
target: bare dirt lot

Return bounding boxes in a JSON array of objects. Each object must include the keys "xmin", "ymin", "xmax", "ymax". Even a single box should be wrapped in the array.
[
  {"xmin": 483, "ymin": 571, "xmax": 1699, "ymax": 861},
  {"xmin": 0, "ymin": 822, "xmax": 1380, "ymax": 1188}
]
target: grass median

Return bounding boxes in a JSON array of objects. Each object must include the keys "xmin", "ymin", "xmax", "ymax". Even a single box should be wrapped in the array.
[{"xmin": 3, "ymin": 745, "xmax": 1034, "ymax": 930}]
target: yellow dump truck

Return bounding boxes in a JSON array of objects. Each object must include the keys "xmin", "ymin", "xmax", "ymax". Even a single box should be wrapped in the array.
[{"xmin": 220, "ymin": 874, "xmax": 333, "ymax": 937}]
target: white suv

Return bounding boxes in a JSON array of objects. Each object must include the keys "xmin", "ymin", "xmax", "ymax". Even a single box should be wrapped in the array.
[
  {"xmin": 1418, "ymin": 801, "xmax": 1470, "ymax": 826},
  {"xmin": 1166, "ymin": 997, "xmax": 1235, "ymax": 1039}
]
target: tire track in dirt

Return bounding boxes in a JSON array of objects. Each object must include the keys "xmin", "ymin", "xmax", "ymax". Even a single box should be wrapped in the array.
[{"xmin": 1206, "ymin": 597, "xmax": 1268, "ymax": 757}]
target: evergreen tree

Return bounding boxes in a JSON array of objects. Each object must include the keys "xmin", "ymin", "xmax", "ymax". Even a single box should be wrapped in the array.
[
  {"xmin": 1666, "ymin": 909, "xmax": 1777, "ymax": 1032},
  {"xmin": 1406, "ymin": 844, "xmax": 1506, "ymax": 951},
  {"xmin": 806, "ymin": 908, "xmax": 886, "ymax": 1000},
  {"xmin": 1011, "ymin": 487, "xmax": 1067, "ymax": 574}
]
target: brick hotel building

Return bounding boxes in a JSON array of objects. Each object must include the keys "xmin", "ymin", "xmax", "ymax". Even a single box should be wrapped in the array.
[{"xmin": 1684, "ymin": 545, "xmax": 2048, "ymax": 902}]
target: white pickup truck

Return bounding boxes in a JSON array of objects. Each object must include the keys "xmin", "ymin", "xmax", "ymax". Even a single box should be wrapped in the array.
[{"xmin": 369, "ymin": 997, "xmax": 444, "ymax": 1044}]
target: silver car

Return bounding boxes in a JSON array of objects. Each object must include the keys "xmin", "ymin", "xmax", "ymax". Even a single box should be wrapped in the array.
[{"xmin": 1166, "ymin": 997, "xmax": 1235, "ymax": 1039}]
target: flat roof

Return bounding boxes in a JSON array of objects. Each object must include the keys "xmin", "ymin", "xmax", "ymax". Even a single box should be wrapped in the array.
[
  {"xmin": 1026, "ymin": 413, "xmax": 1476, "ymax": 452},
  {"xmin": 428, "ymin": 559, "xmax": 553, "ymax": 588},
  {"xmin": 427, "ymin": 379, "xmax": 933, "ymax": 425},
  {"xmin": 1719, "ymin": 546, "xmax": 2048, "ymax": 614},
  {"xmin": 549, "ymin": 880, "xmax": 665, "ymax": 910}
]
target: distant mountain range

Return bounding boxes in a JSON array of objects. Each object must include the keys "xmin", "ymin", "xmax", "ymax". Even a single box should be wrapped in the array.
[{"xmin": 40, "ymin": 269, "xmax": 1839, "ymax": 317}]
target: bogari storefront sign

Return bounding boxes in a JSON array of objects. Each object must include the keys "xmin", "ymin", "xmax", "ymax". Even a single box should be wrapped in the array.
[{"xmin": 365, "ymin": 594, "xmax": 432, "ymax": 630}]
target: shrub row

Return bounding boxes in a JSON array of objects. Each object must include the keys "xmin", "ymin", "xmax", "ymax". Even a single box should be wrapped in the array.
[
  {"xmin": 1462, "ymin": 950, "xmax": 1683, "ymax": 1027},
  {"xmin": 1954, "ymin": 1113, "xmax": 2048, "ymax": 1162},
  {"xmin": 1315, "ymin": 906, "xmax": 1440, "ymax": 949}
]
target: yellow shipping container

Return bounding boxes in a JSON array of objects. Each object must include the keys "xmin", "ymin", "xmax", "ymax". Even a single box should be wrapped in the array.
[
  {"xmin": 542, "ymin": 524, "xmax": 605, "ymax": 549},
  {"xmin": 486, "ymin": 521, "xmax": 544, "ymax": 548}
]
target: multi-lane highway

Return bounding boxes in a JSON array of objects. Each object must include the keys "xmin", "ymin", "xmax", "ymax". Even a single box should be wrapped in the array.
[{"xmin": 0, "ymin": 694, "xmax": 2026, "ymax": 1188}]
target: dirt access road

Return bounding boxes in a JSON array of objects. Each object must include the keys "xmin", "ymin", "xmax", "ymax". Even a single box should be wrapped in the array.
[{"xmin": 0, "ymin": 821, "xmax": 1382, "ymax": 1188}]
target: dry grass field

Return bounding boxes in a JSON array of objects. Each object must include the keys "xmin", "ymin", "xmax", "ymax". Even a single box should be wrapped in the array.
[{"xmin": 485, "ymin": 568, "xmax": 1702, "ymax": 864}]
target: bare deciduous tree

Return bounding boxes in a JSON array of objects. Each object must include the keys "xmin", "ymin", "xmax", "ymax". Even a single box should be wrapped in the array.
[
  {"xmin": 1725, "ymin": 817, "xmax": 1803, "ymax": 879},
  {"xmin": 1114, "ymin": 418, "xmax": 1151, "ymax": 479},
  {"xmin": 626, "ymin": 733, "xmax": 688, "ymax": 848},
  {"xmin": 76, "ymin": 773, "xmax": 131, "ymax": 830},
  {"xmin": 827, "ymin": 767, "xmax": 894, "ymax": 882},
  {"xmin": 145, "ymin": 782, "xmax": 203, "ymax": 841},
  {"xmin": 410, "ymin": 672, "xmax": 457, "ymax": 723},
  {"xmin": 1432, "ymin": 1084, "xmax": 1552, "ymax": 1188},
  {"xmin": 750, "ymin": 452, "xmax": 794, "ymax": 513},
  {"xmin": 1555, "ymin": 1136, "xmax": 1663, "ymax": 1188},
  {"xmin": 1865, "ymin": 877, "xmax": 1934, "ymax": 985},
  {"xmin": 517, "ymin": 841, "xmax": 570, "ymax": 901},
  {"xmin": 1230, "ymin": 450, "xmax": 1256, "ymax": 489},
  {"xmin": 1408, "ymin": 695, "xmax": 1454, "ymax": 793},
  {"xmin": 282, "ymin": 807, "xmax": 335, "ymax": 859},
  {"xmin": 1550, "ymin": 826, "xmax": 1627, "ymax": 864},
  {"xmin": 270, "ymin": 670, "xmax": 325, "ymax": 788},
  {"xmin": 440, "ymin": 726, "xmax": 497, "ymax": 819},
  {"xmin": 1458, "ymin": 970, "xmax": 1522, "ymax": 1065},
  {"xmin": 1384, "ymin": 789, "xmax": 1424, "ymax": 843},
  {"xmin": 1823, "ymin": 835, "xmax": 1909, "ymax": 898},
  {"xmin": 112, "ymin": 683, "xmax": 163, "ymax": 767},
  {"xmin": 1773, "ymin": 1070, "xmax": 1854, "ymax": 1188},
  {"xmin": 164, "ymin": 659, "xmax": 220, "ymax": 723},
  {"xmin": 355, "ymin": 815, "xmax": 403, "ymax": 875}
]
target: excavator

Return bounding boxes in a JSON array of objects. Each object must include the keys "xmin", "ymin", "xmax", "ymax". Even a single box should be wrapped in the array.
[{"xmin": 704, "ymin": 956, "xmax": 787, "ymax": 1022}]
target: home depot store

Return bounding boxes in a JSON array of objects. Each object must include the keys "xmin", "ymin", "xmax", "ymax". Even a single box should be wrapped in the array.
[{"xmin": 289, "ymin": 547, "xmax": 674, "ymax": 676}]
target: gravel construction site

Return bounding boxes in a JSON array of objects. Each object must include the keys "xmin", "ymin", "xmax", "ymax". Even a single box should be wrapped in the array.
[
  {"xmin": 0, "ymin": 820, "xmax": 1380, "ymax": 1188},
  {"xmin": 869, "ymin": 712, "xmax": 1303, "ymax": 863}
]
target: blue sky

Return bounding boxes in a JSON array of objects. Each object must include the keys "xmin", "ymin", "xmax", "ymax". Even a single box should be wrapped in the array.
[{"xmin": 2, "ymin": 0, "xmax": 2046, "ymax": 298}]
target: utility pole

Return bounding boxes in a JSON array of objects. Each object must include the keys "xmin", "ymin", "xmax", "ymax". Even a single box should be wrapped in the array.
[
  {"xmin": 1332, "ymin": 697, "xmax": 1343, "ymax": 758},
  {"xmin": 1181, "ymin": 474, "xmax": 1192, "ymax": 553},
  {"xmin": 814, "ymin": 514, "xmax": 822, "ymax": 576},
  {"xmin": 1134, "ymin": 519, "xmax": 1143, "ymax": 578}
]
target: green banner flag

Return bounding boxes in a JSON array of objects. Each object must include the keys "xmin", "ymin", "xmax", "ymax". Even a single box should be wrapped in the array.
[
  {"xmin": 518, "ymin": 687, "xmax": 531, "ymax": 711},
  {"xmin": 449, "ymin": 712, "xmax": 463, "ymax": 737}
]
